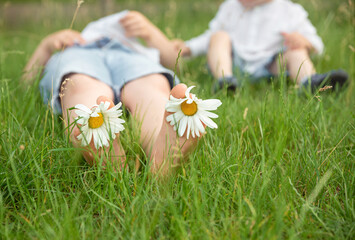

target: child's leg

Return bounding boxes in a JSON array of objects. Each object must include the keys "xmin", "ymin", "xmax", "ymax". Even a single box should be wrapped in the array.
[
  {"xmin": 207, "ymin": 31, "xmax": 234, "ymax": 79},
  {"xmin": 268, "ymin": 48, "xmax": 315, "ymax": 84},
  {"xmin": 269, "ymin": 48, "xmax": 348, "ymax": 91},
  {"xmin": 121, "ymin": 75, "xmax": 198, "ymax": 174},
  {"xmin": 60, "ymin": 73, "xmax": 126, "ymax": 168},
  {"xmin": 151, "ymin": 83, "xmax": 199, "ymax": 174},
  {"xmin": 121, "ymin": 74, "xmax": 171, "ymax": 152},
  {"xmin": 207, "ymin": 31, "xmax": 239, "ymax": 91}
]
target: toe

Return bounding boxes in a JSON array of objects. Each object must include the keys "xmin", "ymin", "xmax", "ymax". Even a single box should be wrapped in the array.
[
  {"xmin": 165, "ymin": 84, "xmax": 187, "ymax": 119},
  {"xmin": 97, "ymin": 96, "xmax": 115, "ymax": 108},
  {"xmin": 170, "ymin": 84, "xmax": 187, "ymax": 99}
]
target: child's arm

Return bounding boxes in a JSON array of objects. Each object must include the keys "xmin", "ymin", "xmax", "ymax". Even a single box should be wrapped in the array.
[
  {"xmin": 171, "ymin": 39, "xmax": 191, "ymax": 57},
  {"xmin": 119, "ymin": 11, "xmax": 180, "ymax": 70},
  {"xmin": 281, "ymin": 2, "xmax": 324, "ymax": 55},
  {"xmin": 22, "ymin": 29, "xmax": 85, "ymax": 83}
]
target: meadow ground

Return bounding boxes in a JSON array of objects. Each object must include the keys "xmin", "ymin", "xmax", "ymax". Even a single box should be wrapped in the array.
[{"xmin": 0, "ymin": 0, "xmax": 354, "ymax": 239}]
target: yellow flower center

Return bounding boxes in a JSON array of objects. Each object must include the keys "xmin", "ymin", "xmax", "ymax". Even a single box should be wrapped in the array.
[
  {"xmin": 181, "ymin": 100, "xmax": 198, "ymax": 116},
  {"xmin": 88, "ymin": 113, "xmax": 104, "ymax": 129}
]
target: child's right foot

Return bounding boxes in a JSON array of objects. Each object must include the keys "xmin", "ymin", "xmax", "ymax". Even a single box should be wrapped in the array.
[
  {"xmin": 301, "ymin": 69, "xmax": 348, "ymax": 93},
  {"xmin": 151, "ymin": 84, "xmax": 200, "ymax": 175}
]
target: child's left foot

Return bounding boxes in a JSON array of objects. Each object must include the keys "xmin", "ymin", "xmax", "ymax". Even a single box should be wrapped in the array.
[
  {"xmin": 301, "ymin": 69, "xmax": 348, "ymax": 93},
  {"xmin": 72, "ymin": 96, "xmax": 126, "ymax": 170},
  {"xmin": 151, "ymin": 84, "xmax": 200, "ymax": 174}
]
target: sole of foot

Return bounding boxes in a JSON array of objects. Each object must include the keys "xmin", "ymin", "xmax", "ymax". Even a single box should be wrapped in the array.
[
  {"xmin": 73, "ymin": 96, "xmax": 126, "ymax": 170},
  {"xmin": 151, "ymin": 83, "xmax": 200, "ymax": 175}
]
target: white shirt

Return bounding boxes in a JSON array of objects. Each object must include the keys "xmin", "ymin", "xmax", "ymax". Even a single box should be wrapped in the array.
[
  {"xmin": 185, "ymin": 0, "xmax": 324, "ymax": 75},
  {"xmin": 81, "ymin": 10, "xmax": 160, "ymax": 63}
]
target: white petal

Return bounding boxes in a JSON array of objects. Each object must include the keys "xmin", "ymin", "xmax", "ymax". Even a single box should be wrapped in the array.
[
  {"xmin": 105, "ymin": 121, "xmax": 117, "ymax": 137},
  {"xmin": 191, "ymin": 127, "xmax": 195, "ymax": 138},
  {"xmin": 166, "ymin": 114, "xmax": 178, "ymax": 125},
  {"xmin": 98, "ymin": 128, "xmax": 109, "ymax": 147},
  {"xmin": 116, "ymin": 102, "xmax": 122, "ymax": 109},
  {"xmin": 75, "ymin": 109, "xmax": 90, "ymax": 118},
  {"xmin": 166, "ymin": 105, "xmax": 181, "ymax": 113},
  {"xmin": 193, "ymin": 114, "xmax": 205, "ymax": 135},
  {"xmin": 194, "ymin": 128, "xmax": 200, "ymax": 138},
  {"xmin": 101, "ymin": 126, "xmax": 110, "ymax": 140},
  {"xmin": 178, "ymin": 117, "xmax": 188, "ymax": 137},
  {"xmin": 166, "ymin": 111, "xmax": 185, "ymax": 126},
  {"xmin": 174, "ymin": 111, "xmax": 185, "ymax": 121},
  {"xmin": 107, "ymin": 101, "xmax": 122, "ymax": 110},
  {"xmin": 186, "ymin": 117, "xmax": 192, "ymax": 139},
  {"xmin": 166, "ymin": 99, "xmax": 185, "ymax": 112},
  {"xmin": 85, "ymin": 128, "xmax": 93, "ymax": 146},
  {"xmin": 106, "ymin": 105, "xmax": 120, "ymax": 113},
  {"xmin": 90, "ymin": 112, "xmax": 99, "ymax": 117},
  {"xmin": 198, "ymin": 99, "xmax": 222, "ymax": 110},
  {"xmin": 199, "ymin": 114, "xmax": 218, "ymax": 129},
  {"xmin": 109, "ymin": 119, "xmax": 125, "ymax": 132},
  {"xmin": 166, "ymin": 114, "xmax": 175, "ymax": 124},
  {"xmin": 78, "ymin": 125, "xmax": 92, "ymax": 146},
  {"xmin": 76, "ymin": 117, "xmax": 85, "ymax": 125},
  {"xmin": 75, "ymin": 110, "xmax": 92, "ymax": 119},
  {"xmin": 97, "ymin": 101, "xmax": 106, "ymax": 111},
  {"xmin": 199, "ymin": 110, "xmax": 219, "ymax": 119},
  {"xmin": 185, "ymin": 86, "xmax": 195, "ymax": 98},
  {"xmin": 75, "ymin": 104, "xmax": 92, "ymax": 114},
  {"xmin": 103, "ymin": 101, "xmax": 110, "ymax": 111},
  {"xmin": 104, "ymin": 112, "xmax": 118, "ymax": 120},
  {"xmin": 93, "ymin": 130, "xmax": 100, "ymax": 149}
]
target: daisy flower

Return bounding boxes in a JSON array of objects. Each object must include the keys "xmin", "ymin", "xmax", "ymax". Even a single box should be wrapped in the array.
[
  {"xmin": 74, "ymin": 101, "xmax": 125, "ymax": 149},
  {"xmin": 165, "ymin": 86, "xmax": 222, "ymax": 139}
]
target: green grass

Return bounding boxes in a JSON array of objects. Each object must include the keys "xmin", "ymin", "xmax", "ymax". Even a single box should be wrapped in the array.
[{"xmin": 0, "ymin": 0, "xmax": 354, "ymax": 239}]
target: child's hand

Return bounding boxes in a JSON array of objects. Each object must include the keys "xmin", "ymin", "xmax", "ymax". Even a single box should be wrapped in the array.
[
  {"xmin": 281, "ymin": 32, "xmax": 313, "ymax": 52},
  {"xmin": 23, "ymin": 29, "xmax": 85, "ymax": 83},
  {"xmin": 119, "ymin": 11, "xmax": 155, "ymax": 41},
  {"xmin": 171, "ymin": 39, "xmax": 191, "ymax": 57},
  {"xmin": 41, "ymin": 29, "xmax": 85, "ymax": 53}
]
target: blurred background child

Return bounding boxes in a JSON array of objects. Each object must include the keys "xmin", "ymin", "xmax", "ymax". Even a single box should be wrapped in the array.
[{"xmin": 173, "ymin": 0, "xmax": 348, "ymax": 92}]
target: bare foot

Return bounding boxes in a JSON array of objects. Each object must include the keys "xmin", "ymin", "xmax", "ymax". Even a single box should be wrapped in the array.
[
  {"xmin": 72, "ymin": 96, "xmax": 126, "ymax": 170},
  {"xmin": 151, "ymin": 84, "xmax": 201, "ymax": 175}
]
